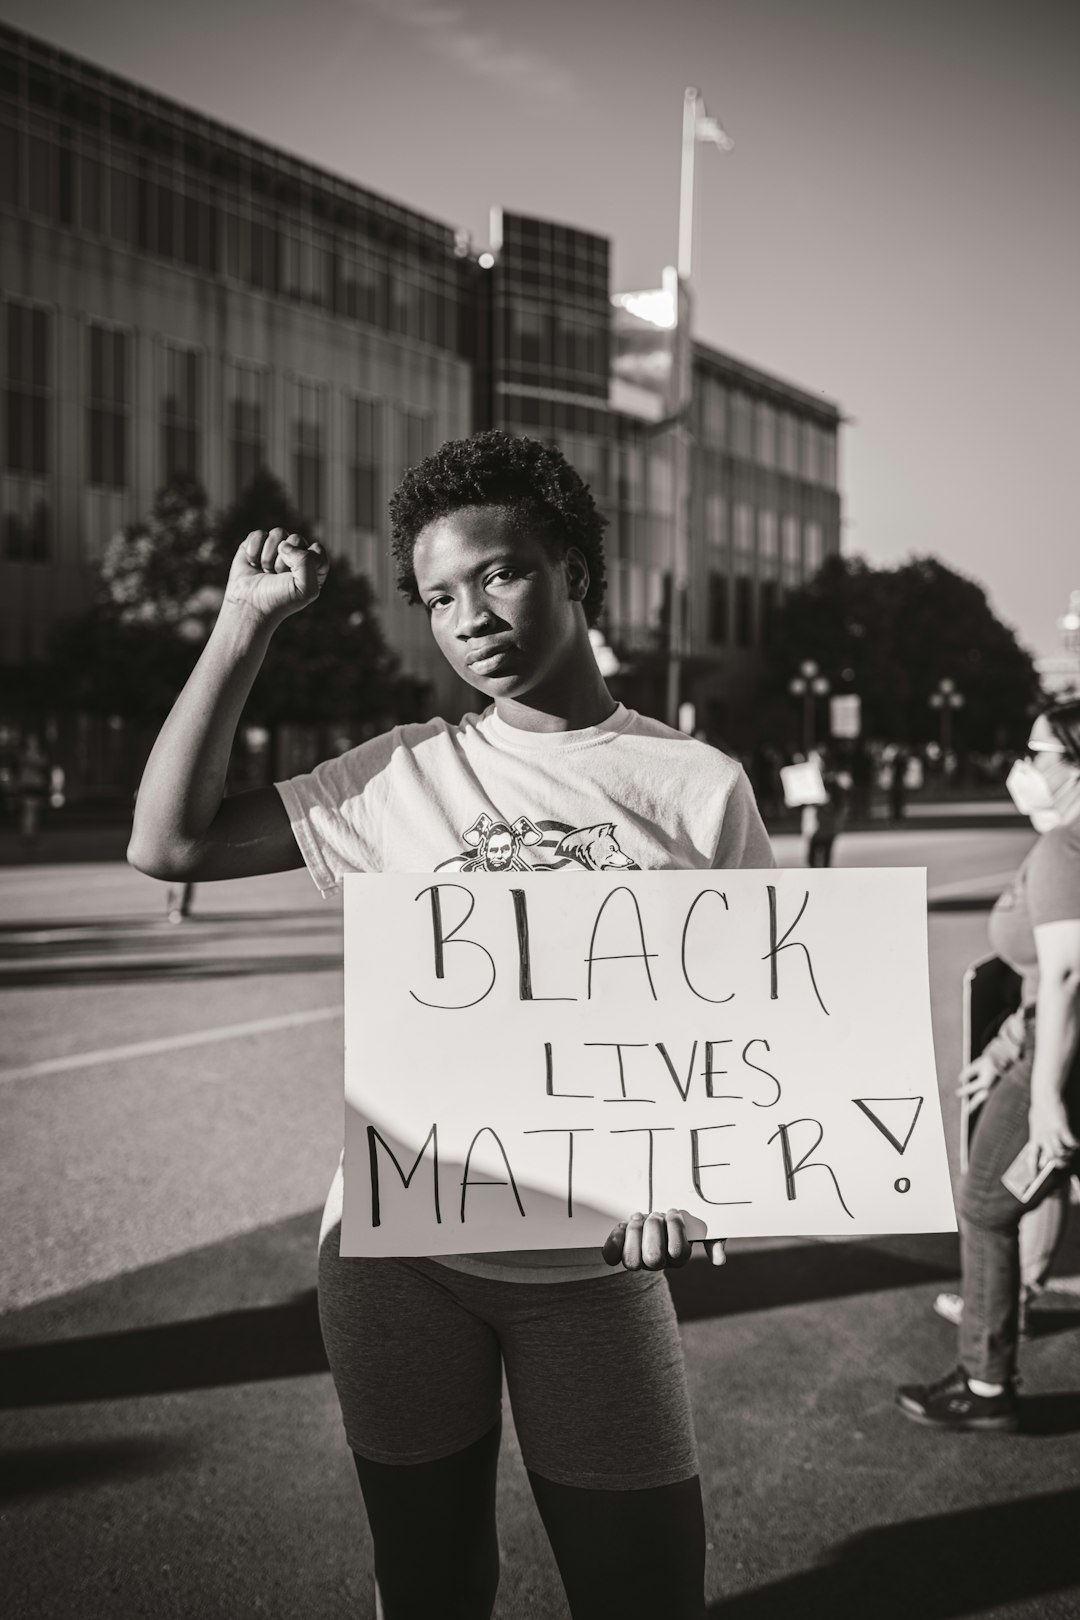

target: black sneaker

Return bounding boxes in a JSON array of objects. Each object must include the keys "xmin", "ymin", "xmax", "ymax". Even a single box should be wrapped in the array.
[{"xmin": 895, "ymin": 1366, "xmax": 1019, "ymax": 1432}]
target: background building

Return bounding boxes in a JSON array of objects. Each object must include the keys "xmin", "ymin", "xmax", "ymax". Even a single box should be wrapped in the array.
[{"xmin": 1, "ymin": 22, "xmax": 841, "ymax": 789}]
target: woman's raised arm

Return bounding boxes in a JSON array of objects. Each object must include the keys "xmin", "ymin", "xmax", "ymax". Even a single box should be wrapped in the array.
[{"xmin": 127, "ymin": 528, "xmax": 327, "ymax": 882}]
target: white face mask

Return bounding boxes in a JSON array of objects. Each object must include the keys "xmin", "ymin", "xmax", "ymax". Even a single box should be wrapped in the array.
[
  {"xmin": 1006, "ymin": 754, "xmax": 1080, "ymax": 832},
  {"xmin": 1006, "ymin": 758, "xmax": 1055, "ymax": 818}
]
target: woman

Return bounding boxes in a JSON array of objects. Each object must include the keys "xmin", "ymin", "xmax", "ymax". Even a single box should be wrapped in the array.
[
  {"xmin": 896, "ymin": 701, "xmax": 1080, "ymax": 1431},
  {"xmin": 129, "ymin": 431, "xmax": 774, "ymax": 1618}
]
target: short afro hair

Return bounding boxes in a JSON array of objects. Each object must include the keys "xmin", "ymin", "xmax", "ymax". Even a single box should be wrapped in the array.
[{"xmin": 389, "ymin": 430, "xmax": 607, "ymax": 627}]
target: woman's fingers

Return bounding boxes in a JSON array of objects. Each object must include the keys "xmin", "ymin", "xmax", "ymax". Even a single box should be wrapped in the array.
[
  {"xmin": 704, "ymin": 1238, "xmax": 727, "ymax": 1266},
  {"xmin": 621, "ymin": 1213, "xmax": 646, "ymax": 1270},
  {"xmin": 242, "ymin": 529, "xmax": 265, "ymax": 565},
  {"xmin": 641, "ymin": 1212, "xmax": 668, "ymax": 1270},
  {"xmin": 260, "ymin": 527, "xmax": 285, "ymax": 572},
  {"xmin": 665, "ymin": 1209, "xmax": 691, "ymax": 1268},
  {"xmin": 602, "ymin": 1223, "xmax": 626, "ymax": 1267}
]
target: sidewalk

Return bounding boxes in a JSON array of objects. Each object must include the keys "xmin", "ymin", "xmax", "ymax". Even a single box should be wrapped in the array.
[{"xmin": 0, "ymin": 798, "xmax": 1027, "ymax": 866}]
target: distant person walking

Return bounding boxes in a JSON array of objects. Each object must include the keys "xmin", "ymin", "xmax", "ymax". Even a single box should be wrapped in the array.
[
  {"xmin": 896, "ymin": 702, "xmax": 1080, "ymax": 1431},
  {"xmin": 16, "ymin": 735, "xmax": 49, "ymax": 843},
  {"xmin": 887, "ymin": 747, "xmax": 909, "ymax": 822},
  {"xmin": 802, "ymin": 749, "xmax": 850, "ymax": 868}
]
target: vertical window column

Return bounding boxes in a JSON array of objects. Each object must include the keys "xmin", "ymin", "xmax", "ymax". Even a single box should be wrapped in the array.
[
  {"xmin": 228, "ymin": 364, "xmax": 268, "ymax": 500},
  {"xmin": 292, "ymin": 380, "xmax": 326, "ymax": 527},
  {"xmin": 87, "ymin": 323, "xmax": 129, "ymax": 489},
  {"xmin": 161, "ymin": 345, "xmax": 201, "ymax": 482},
  {"xmin": 348, "ymin": 396, "xmax": 381, "ymax": 531},
  {"xmin": 4, "ymin": 301, "xmax": 51, "ymax": 478}
]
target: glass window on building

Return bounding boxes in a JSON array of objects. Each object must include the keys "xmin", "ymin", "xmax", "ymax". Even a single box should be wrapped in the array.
[
  {"xmin": 292, "ymin": 381, "xmax": 325, "ymax": 525},
  {"xmin": 819, "ymin": 427, "xmax": 837, "ymax": 488},
  {"xmin": 628, "ymin": 562, "xmax": 646, "ymax": 629},
  {"xmin": 617, "ymin": 442, "xmax": 643, "ymax": 511},
  {"xmin": 733, "ymin": 501, "xmax": 754, "ymax": 573},
  {"xmin": 348, "ymin": 395, "xmax": 381, "ymax": 532},
  {"xmin": 4, "ymin": 301, "xmax": 51, "ymax": 478},
  {"xmin": 573, "ymin": 434, "xmax": 608, "ymax": 499},
  {"xmin": 707, "ymin": 571, "xmax": 729, "ymax": 646},
  {"xmin": 161, "ymin": 344, "xmax": 201, "ymax": 482},
  {"xmin": 705, "ymin": 491, "xmax": 726, "ymax": 550},
  {"xmin": 759, "ymin": 580, "xmax": 779, "ymax": 646},
  {"xmin": 647, "ymin": 445, "xmax": 673, "ymax": 517},
  {"xmin": 28, "ymin": 131, "xmax": 56, "ymax": 219},
  {"xmin": 228, "ymin": 363, "xmax": 269, "ymax": 500},
  {"xmin": 755, "ymin": 402, "xmax": 776, "ymax": 468},
  {"xmin": 778, "ymin": 412, "xmax": 800, "ymax": 477},
  {"xmin": 805, "ymin": 520, "xmax": 823, "ymax": 577},
  {"xmin": 647, "ymin": 566, "xmax": 665, "ymax": 630},
  {"xmin": 109, "ymin": 168, "xmax": 138, "ymax": 247},
  {"xmin": 800, "ymin": 420, "xmax": 819, "ymax": 483},
  {"xmin": 758, "ymin": 509, "xmax": 778, "ymax": 578},
  {"xmin": 734, "ymin": 576, "xmax": 754, "ymax": 648},
  {"xmin": 0, "ymin": 122, "xmax": 19, "ymax": 209},
  {"xmin": 509, "ymin": 300, "xmax": 547, "ymax": 367},
  {"xmin": 702, "ymin": 377, "xmax": 726, "ymax": 449},
  {"xmin": 79, "ymin": 154, "xmax": 104, "ymax": 234},
  {"xmin": 401, "ymin": 406, "xmax": 433, "ymax": 472},
  {"xmin": 781, "ymin": 514, "xmax": 801, "ymax": 585},
  {"xmin": 87, "ymin": 322, "xmax": 129, "ymax": 489},
  {"xmin": 730, "ymin": 392, "xmax": 753, "ymax": 459}
]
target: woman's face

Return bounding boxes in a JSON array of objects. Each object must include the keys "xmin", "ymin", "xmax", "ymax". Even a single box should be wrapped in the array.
[{"xmin": 412, "ymin": 505, "xmax": 589, "ymax": 706}]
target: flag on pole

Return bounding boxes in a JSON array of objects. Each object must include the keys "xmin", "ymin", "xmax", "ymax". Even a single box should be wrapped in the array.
[{"xmin": 696, "ymin": 109, "xmax": 734, "ymax": 152}]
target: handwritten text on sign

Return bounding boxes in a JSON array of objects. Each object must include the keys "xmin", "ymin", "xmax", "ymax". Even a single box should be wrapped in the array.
[{"xmin": 341, "ymin": 869, "xmax": 956, "ymax": 1256}]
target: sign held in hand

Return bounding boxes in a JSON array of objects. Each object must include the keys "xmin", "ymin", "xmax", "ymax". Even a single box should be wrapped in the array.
[{"xmin": 340, "ymin": 869, "xmax": 955, "ymax": 1257}]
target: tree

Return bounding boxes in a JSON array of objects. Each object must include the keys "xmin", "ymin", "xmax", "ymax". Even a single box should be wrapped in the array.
[
  {"xmin": 216, "ymin": 468, "xmax": 404, "ymax": 729},
  {"xmin": 764, "ymin": 554, "xmax": 1041, "ymax": 752},
  {"xmin": 48, "ymin": 468, "xmax": 407, "ymax": 732}
]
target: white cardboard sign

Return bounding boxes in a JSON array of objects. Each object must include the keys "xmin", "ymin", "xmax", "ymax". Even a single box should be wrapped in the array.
[{"xmin": 341, "ymin": 869, "xmax": 956, "ymax": 1256}]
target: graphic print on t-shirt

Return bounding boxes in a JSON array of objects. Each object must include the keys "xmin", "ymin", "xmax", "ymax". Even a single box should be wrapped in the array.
[{"xmin": 435, "ymin": 812, "xmax": 641, "ymax": 873}]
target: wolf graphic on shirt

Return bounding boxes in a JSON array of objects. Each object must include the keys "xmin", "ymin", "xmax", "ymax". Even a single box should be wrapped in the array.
[{"xmin": 435, "ymin": 812, "xmax": 640, "ymax": 873}]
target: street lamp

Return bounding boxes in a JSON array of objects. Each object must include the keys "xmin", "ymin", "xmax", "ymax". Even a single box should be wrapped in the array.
[
  {"xmin": 788, "ymin": 659, "xmax": 831, "ymax": 755},
  {"xmin": 929, "ymin": 678, "xmax": 964, "ymax": 775}
]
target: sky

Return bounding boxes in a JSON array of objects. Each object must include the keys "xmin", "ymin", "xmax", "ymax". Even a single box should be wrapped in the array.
[{"xmin": 3, "ymin": 0, "xmax": 1076, "ymax": 661}]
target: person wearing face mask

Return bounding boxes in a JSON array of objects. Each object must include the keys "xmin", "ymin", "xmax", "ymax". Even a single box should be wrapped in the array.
[{"xmin": 896, "ymin": 701, "xmax": 1080, "ymax": 1431}]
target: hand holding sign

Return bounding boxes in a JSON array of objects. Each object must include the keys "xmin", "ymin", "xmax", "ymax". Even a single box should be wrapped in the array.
[{"xmin": 602, "ymin": 1210, "xmax": 727, "ymax": 1270}]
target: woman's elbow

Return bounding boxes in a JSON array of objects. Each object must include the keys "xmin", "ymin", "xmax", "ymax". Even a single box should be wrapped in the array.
[{"xmin": 126, "ymin": 833, "xmax": 196, "ymax": 882}]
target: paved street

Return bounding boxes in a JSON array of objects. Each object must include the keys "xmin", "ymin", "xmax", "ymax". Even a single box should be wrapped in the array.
[{"xmin": 3, "ymin": 823, "xmax": 1080, "ymax": 1617}]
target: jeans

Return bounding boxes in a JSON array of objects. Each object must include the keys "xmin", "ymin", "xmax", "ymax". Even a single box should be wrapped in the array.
[{"xmin": 957, "ymin": 1039, "xmax": 1077, "ymax": 1383}]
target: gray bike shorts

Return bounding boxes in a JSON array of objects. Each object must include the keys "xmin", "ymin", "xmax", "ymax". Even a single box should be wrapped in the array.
[{"xmin": 317, "ymin": 1220, "xmax": 699, "ymax": 1491}]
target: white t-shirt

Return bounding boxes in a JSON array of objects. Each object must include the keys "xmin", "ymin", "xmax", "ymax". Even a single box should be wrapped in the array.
[{"xmin": 277, "ymin": 702, "xmax": 776, "ymax": 1282}]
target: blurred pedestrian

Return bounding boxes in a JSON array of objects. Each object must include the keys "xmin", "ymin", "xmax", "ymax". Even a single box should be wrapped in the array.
[
  {"xmin": 896, "ymin": 701, "xmax": 1080, "ymax": 1431},
  {"xmin": 16, "ymin": 735, "xmax": 49, "ymax": 843},
  {"xmin": 166, "ymin": 881, "xmax": 195, "ymax": 924},
  {"xmin": 887, "ymin": 746, "xmax": 909, "ymax": 822},
  {"xmin": 801, "ymin": 748, "xmax": 850, "ymax": 868}
]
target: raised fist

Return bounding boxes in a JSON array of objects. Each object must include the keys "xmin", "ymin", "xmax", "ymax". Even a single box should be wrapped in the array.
[{"xmin": 223, "ymin": 528, "xmax": 330, "ymax": 627}]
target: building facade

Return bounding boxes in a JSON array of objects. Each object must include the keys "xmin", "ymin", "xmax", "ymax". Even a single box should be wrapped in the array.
[
  {"xmin": 1, "ymin": 23, "xmax": 842, "ymax": 785},
  {"xmin": 478, "ymin": 210, "xmax": 843, "ymax": 744},
  {"xmin": 0, "ymin": 20, "xmax": 475, "ymax": 731}
]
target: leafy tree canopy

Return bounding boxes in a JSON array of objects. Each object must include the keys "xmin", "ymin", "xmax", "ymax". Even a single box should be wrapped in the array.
[
  {"xmin": 49, "ymin": 469, "xmax": 406, "ymax": 728},
  {"xmin": 764, "ymin": 554, "xmax": 1041, "ymax": 751}
]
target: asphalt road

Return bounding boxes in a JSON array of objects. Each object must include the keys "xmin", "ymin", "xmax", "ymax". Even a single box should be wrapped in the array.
[{"xmin": 3, "ymin": 823, "xmax": 1080, "ymax": 1619}]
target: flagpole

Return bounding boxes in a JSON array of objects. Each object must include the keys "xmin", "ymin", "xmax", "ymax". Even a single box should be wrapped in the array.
[
  {"xmin": 667, "ymin": 89, "xmax": 699, "ymax": 729},
  {"xmin": 677, "ymin": 87, "xmax": 699, "ymax": 282}
]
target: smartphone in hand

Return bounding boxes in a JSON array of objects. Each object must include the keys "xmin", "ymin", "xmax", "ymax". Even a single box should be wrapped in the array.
[{"xmin": 1000, "ymin": 1142, "xmax": 1061, "ymax": 1203}]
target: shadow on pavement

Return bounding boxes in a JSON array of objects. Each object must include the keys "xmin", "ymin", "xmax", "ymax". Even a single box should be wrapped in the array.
[
  {"xmin": 0, "ymin": 1225, "xmax": 973, "ymax": 1410},
  {"xmin": 0, "ymin": 1437, "xmax": 191, "ymax": 1503},
  {"xmin": 0, "ymin": 1292, "xmax": 327, "ymax": 1408},
  {"xmin": 669, "ymin": 1233, "xmax": 960, "ymax": 1323},
  {"xmin": 3, "ymin": 954, "xmax": 343, "ymax": 988},
  {"xmin": 707, "ymin": 1485, "xmax": 1080, "ymax": 1617},
  {"xmin": 926, "ymin": 896, "xmax": 998, "ymax": 914}
]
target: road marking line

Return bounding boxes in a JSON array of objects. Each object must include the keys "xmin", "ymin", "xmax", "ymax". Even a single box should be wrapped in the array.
[
  {"xmin": 0, "ymin": 1006, "xmax": 342, "ymax": 1086},
  {"xmin": 926, "ymin": 870, "xmax": 1015, "ymax": 901}
]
